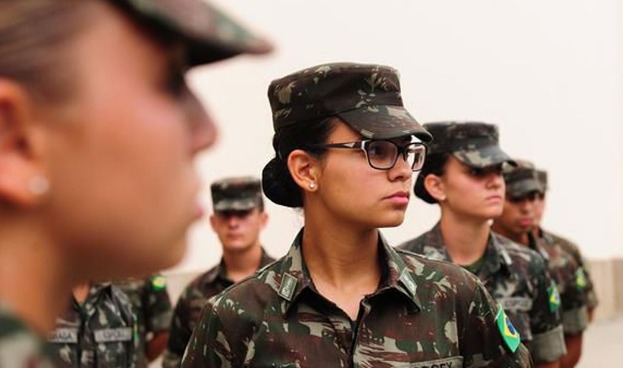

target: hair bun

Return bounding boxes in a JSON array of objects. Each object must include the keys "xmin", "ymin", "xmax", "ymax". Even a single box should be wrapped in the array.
[{"xmin": 261, "ymin": 157, "xmax": 303, "ymax": 208}]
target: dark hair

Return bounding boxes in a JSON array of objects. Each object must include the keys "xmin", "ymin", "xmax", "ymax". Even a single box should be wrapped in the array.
[
  {"xmin": 413, "ymin": 152, "xmax": 450, "ymax": 204},
  {"xmin": 262, "ymin": 118, "xmax": 336, "ymax": 207}
]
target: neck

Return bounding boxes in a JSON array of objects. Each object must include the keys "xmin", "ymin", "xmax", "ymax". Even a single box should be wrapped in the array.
[
  {"xmin": 491, "ymin": 222, "xmax": 527, "ymax": 245},
  {"xmin": 222, "ymin": 242, "xmax": 263, "ymax": 283},
  {"xmin": 301, "ymin": 209, "xmax": 381, "ymax": 290},
  {"xmin": 0, "ymin": 220, "xmax": 75, "ymax": 335},
  {"xmin": 439, "ymin": 209, "xmax": 490, "ymax": 266}
]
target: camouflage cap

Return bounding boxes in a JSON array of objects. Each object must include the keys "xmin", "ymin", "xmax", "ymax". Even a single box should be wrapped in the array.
[
  {"xmin": 211, "ymin": 176, "xmax": 263, "ymax": 212},
  {"xmin": 115, "ymin": 0, "xmax": 273, "ymax": 65},
  {"xmin": 267, "ymin": 62, "xmax": 432, "ymax": 141},
  {"xmin": 422, "ymin": 121, "xmax": 516, "ymax": 168},
  {"xmin": 503, "ymin": 160, "xmax": 544, "ymax": 198},
  {"xmin": 536, "ymin": 169, "xmax": 548, "ymax": 191}
]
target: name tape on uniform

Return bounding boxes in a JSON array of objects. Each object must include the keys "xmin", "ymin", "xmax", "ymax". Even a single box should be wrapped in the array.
[
  {"xmin": 94, "ymin": 327, "xmax": 133, "ymax": 343},
  {"xmin": 48, "ymin": 328, "xmax": 78, "ymax": 343}
]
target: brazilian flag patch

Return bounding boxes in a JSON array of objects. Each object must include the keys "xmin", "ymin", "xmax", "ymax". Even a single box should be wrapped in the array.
[
  {"xmin": 548, "ymin": 282, "xmax": 561, "ymax": 312},
  {"xmin": 495, "ymin": 305, "xmax": 521, "ymax": 353},
  {"xmin": 151, "ymin": 275, "xmax": 167, "ymax": 291},
  {"xmin": 575, "ymin": 268, "xmax": 587, "ymax": 289}
]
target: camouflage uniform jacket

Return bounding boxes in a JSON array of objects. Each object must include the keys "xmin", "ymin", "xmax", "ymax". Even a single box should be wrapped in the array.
[
  {"xmin": 47, "ymin": 283, "xmax": 138, "ymax": 368},
  {"xmin": 399, "ymin": 223, "xmax": 565, "ymax": 364},
  {"xmin": 163, "ymin": 249, "xmax": 275, "ymax": 368},
  {"xmin": 528, "ymin": 232, "xmax": 589, "ymax": 335},
  {"xmin": 0, "ymin": 303, "xmax": 55, "ymax": 367},
  {"xmin": 539, "ymin": 228, "xmax": 598, "ymax": 311},
  {"xmin": 181, "ymin": 229, "xmax": 533, "ymax": 368},
  {"xmin": 116, "ymin": 274, "xmax": 173, "ymax": 367}
]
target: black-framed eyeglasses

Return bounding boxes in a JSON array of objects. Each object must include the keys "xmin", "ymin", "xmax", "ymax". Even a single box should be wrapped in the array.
[{"xmin": 309, "ymin": 140, "xmax": 427, "ymax": 171}]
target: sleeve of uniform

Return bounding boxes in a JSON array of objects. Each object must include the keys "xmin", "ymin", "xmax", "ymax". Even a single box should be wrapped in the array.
[
  {"xmin": 559, "ymin": 261, "xmax": 589, "ymax": 335},
  {"xmin": 181, "ymin": 296, "xmax": 235, "ymax": 368},
  {"xmin": 460, "ymin": 277, "xmax": 533, "ymax": 368},
  {"xmin": 528, "ymin": 256, "xmax": 566, "ymax": 363},
  {"xmin": 144, "ymin": 275, "xmax": 173, "ymax": 334},
  {"xmin": 164, "ymin": 290, "xmax": 196, "ymax": 368}
]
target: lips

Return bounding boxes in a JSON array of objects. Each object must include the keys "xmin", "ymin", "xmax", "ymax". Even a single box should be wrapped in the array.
[{"xmin": 384, "ymin": 191, "xmax": 410, "ymax": 205}]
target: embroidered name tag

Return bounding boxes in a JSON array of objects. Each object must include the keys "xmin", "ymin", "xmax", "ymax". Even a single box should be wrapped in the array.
[
  {"xmin": 409, "ymin": 356, "xmax": 463, "ymax": 368},
  {"xmin": 94, "ymin": 328, "xmax": 132, "ymax": 343},
  {"xmin": 499, "ymin": 297, "xmax": 532, "ymax": 311},
  {"xmin": 48, "ymin": 328, "xmax": 78, "ymax": 343}
]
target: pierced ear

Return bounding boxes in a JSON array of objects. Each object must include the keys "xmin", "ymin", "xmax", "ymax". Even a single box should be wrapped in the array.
[
  {"xmin": 424, "ymin": 174, "xmax": 446, "ymax": 202},
  {"xmin": 286, "ymin": 149, "xmax": 319, "ymax": 192},
  {"xmin": 0, "ymin": 79, "xmax": 48, "ymax": 207}
]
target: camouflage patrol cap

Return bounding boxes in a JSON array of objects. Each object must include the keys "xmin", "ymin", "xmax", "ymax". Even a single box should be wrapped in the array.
[
  {"xmin": 114, "ymin": 0, "xmax": 273, "ymax": 65},
  {"xmin": 536, "ymin": 169, "xmax": 548, "ymax": 192},
  {"xmin": 423, "ymin": 121, "xmax": 516, "ymax": 168},
  {"xmin": 267, "ymin": 62, "xmax": 432, "ymax": 141},
  {"xmin": 503, "ymin": 160, "xmax": 544, "ymax": 198},
  {"xmin": 211, "ymin": 176, "xmax": 263, "ymax": 212}
]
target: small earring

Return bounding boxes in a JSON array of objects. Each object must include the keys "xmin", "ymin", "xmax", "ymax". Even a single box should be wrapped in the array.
[
  {"xmin": 308, "ymin": 182, "xmax": 317, "ymax": 190},
  {"xmin": 28, "ymin": 176, "xmax": 50, "ymax": 196}
]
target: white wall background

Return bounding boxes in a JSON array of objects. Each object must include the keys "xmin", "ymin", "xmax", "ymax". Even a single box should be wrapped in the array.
[{"xmin": 168, "ymin": 0, "xmax": 623, "ymax": 274}]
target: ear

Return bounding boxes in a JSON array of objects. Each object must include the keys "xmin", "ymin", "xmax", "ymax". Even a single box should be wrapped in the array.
[
  {"xmin": 286, "ymin": 149, "xmax": 319, "ymax": 192},
  {"xmin": 0, "ymin": 79, "xmax": 48, "ymax": 207},
  {"xmin": 424, "ymin": 174, "xmax": 446, "ymax": 202},
  {"xmin": 208, "ymin": 213, "xmax": 218, "ymax": 231},
  {"xmin": 259, "ymin": 211, "xmax": 268, "ymax": 229}
]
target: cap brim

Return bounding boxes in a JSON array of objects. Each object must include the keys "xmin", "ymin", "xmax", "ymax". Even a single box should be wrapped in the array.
[
  {"xmin": 121, "ymin": 0, "xmax": 273, "ymax": 66},
  {"xmin": 337, "ymin": 106, "xmax": 432, "ymax": 142},
  {"xmin": 214, "ymin": 200, "xmax": 257, "ymax": 212},
  {"xmin": 452, "ymin": 144, "xmax": 516, "ymax": 169}
]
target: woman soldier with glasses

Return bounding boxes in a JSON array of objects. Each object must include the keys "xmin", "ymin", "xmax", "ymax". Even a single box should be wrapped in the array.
[
  {"xmin": 182, "ymin": 63, "xmax": 532, "ymax": 367},
  {"xmin": 399, "ymin": 122, "xmax": 565, "ymax": 368}
]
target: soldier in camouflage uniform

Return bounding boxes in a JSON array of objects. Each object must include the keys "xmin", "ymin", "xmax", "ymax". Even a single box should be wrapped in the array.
[
  {"xmin": 182, "ymin": 63, "xmax": 532, "ymax": 367},
  {"xmin": 163, "ymin": 177, "xmax": 275, "ymax": 368},
  {"xmin": 399, "ymin": 122, "xmax": 564, "ymax": 367},
  {"xmin": 48, "ymin": 282, "xmax": 138, "ymax": 368},
  {"xmin": 492, "ymin": 162, "xmax": 590, "ymax": 367},
  {"xmin": 115, "ymin": 274, "xmax": 173, "ymax": 367},
  {"xmin": 533, "ymin": 169, "xmax": 598, "ymax": 322},
  {"xmin": 0, "ymin": 0, "xmax": 271, "ymax": 366}
]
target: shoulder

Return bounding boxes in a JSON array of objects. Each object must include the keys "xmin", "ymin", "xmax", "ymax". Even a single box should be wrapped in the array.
[
  {"xmin": 493, "ymin": 233, "xmax": 547, "ymax": 269},
  {"xmin": 397, "ymin": 230, "xmax": 434, "ymax": 253}
]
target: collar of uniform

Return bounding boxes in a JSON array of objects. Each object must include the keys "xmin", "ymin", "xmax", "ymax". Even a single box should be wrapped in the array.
[
  {"xmin": 377, "ymin": 233, "xmax": 422, "ymax": 312},
  {"xmin": 527, "ymin": 231, "xmax": 550, "ymax": 262},
  {"xmin": 273, "ymin": 228, "xmax": 421, "ymax": 314},
  {"xmin": 204, "ymin": 247, "xmax": 275, "ymax": 285},
  {"xmin": 74, "ymin": 283, "xmax": 112, "ymax": 312},
  {"xmin": 537, "ymin": 227, "xmax": 557, "ymax": 245}
]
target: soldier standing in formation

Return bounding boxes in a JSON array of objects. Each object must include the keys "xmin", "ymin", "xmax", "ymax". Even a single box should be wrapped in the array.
[
  {"xmin": 399, "ymin": 121, "xmax": 564, "ymax": 368},
  {"xmin": 492, "ymin": 162, "xmax": 590, "ymax": 367},
  {"xmin": 182, "ymin": 63, "xmax": 532, "ymax": 367},
  {"xmin": 116, "ymin": 275, "xmax": 173, "ymax": 367},
  {"xmin": 0, "ymin": 0, "xmax": 271, "ymax": 365},
  {"xmin": 48, "ymin": 282, "xmax": 138, "ymax": 367},
  {"xmin": 163, "ymin": 176, "xmax": 275, "ymax": 367}
]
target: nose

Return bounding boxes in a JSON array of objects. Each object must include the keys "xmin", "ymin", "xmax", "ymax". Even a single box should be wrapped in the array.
[
  {"xmin": 388, "ymin": 152, "xmax": 412, "ymax": 182},
  {"xmin": 185, "ymin": 92, "xmax": 217, "ymax": 155},
  {"xmin": 487, "ymin": 171, "xmax": 504, "ymax": 189}
]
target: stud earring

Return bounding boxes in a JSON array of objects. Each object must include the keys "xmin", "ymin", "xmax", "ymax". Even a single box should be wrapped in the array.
[
  {"xmin": 28, "ymin": 176, "xmax": 50, "ymax": 196},
  {"xmin": 308, "ymin": 182, "xmax": 317, "ymax": 190}
]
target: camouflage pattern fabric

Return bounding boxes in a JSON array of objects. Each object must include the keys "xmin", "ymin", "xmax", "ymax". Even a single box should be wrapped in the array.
[
  {"xmin": 181, "ymin": 229, "xmax": 533, "ymax": 367},
  {"xmin": 47, "ymin": 283, "xmax": 138, "ymax": 368},
  {"xmin": 211, "ymin": 176, "xmax": 264, "ymax": 212},
  {"xmin": 114, "ymin": 0, "xmax": 272, "ymax": 65},
  {"xmin": 162, "ymin": 250, "xmax": 275, "ymax": 368},
  {"xmin": 538, "ymin": 228, "xmax": 598, "ymax": 311},
  {"xmin": 0, "ymin": 304, "xmax": 55, "ymax": 367},
  {"xmin": 268, "ymin": 62, "xmax": 432, "ymax": 142},
  {"xmin": 422, "ymin": 122, "xmax": 516, "ymax": 168},
  {"xmin": 115, "ymin": 274, "xmax": 173, "ymax": 367},
  {"xmin": 399, "ymin": 223, "xmax": 565, "ymax": 364},
  {"xmin": 527, "ymin": 233, "xmax": 589, "ymax": 335},
  {"xmin": 502, "ymin": 160, "xmax": 543, "ymax": 198}
]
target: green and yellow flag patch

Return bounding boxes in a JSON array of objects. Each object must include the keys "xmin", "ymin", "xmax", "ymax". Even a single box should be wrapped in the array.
[
  {"xmin": 575, "ymin": 268, "xmax": 587, "ymax": 289},
  {"xmin": 548, "ymin": 282, "xmax": 561, "ymax": 312},
  {"xmin": 151, "ymin": 275, "xmax": 167, "ymax": 291},
  {"xmin": 495, "ymin": 305, "xmax": 521, "ymax": 353}
]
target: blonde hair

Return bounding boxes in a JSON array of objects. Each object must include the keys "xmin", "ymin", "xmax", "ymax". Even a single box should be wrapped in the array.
[{"xmin": 0, "ymin": 0, "xmax": 94, "ymax": 104}]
